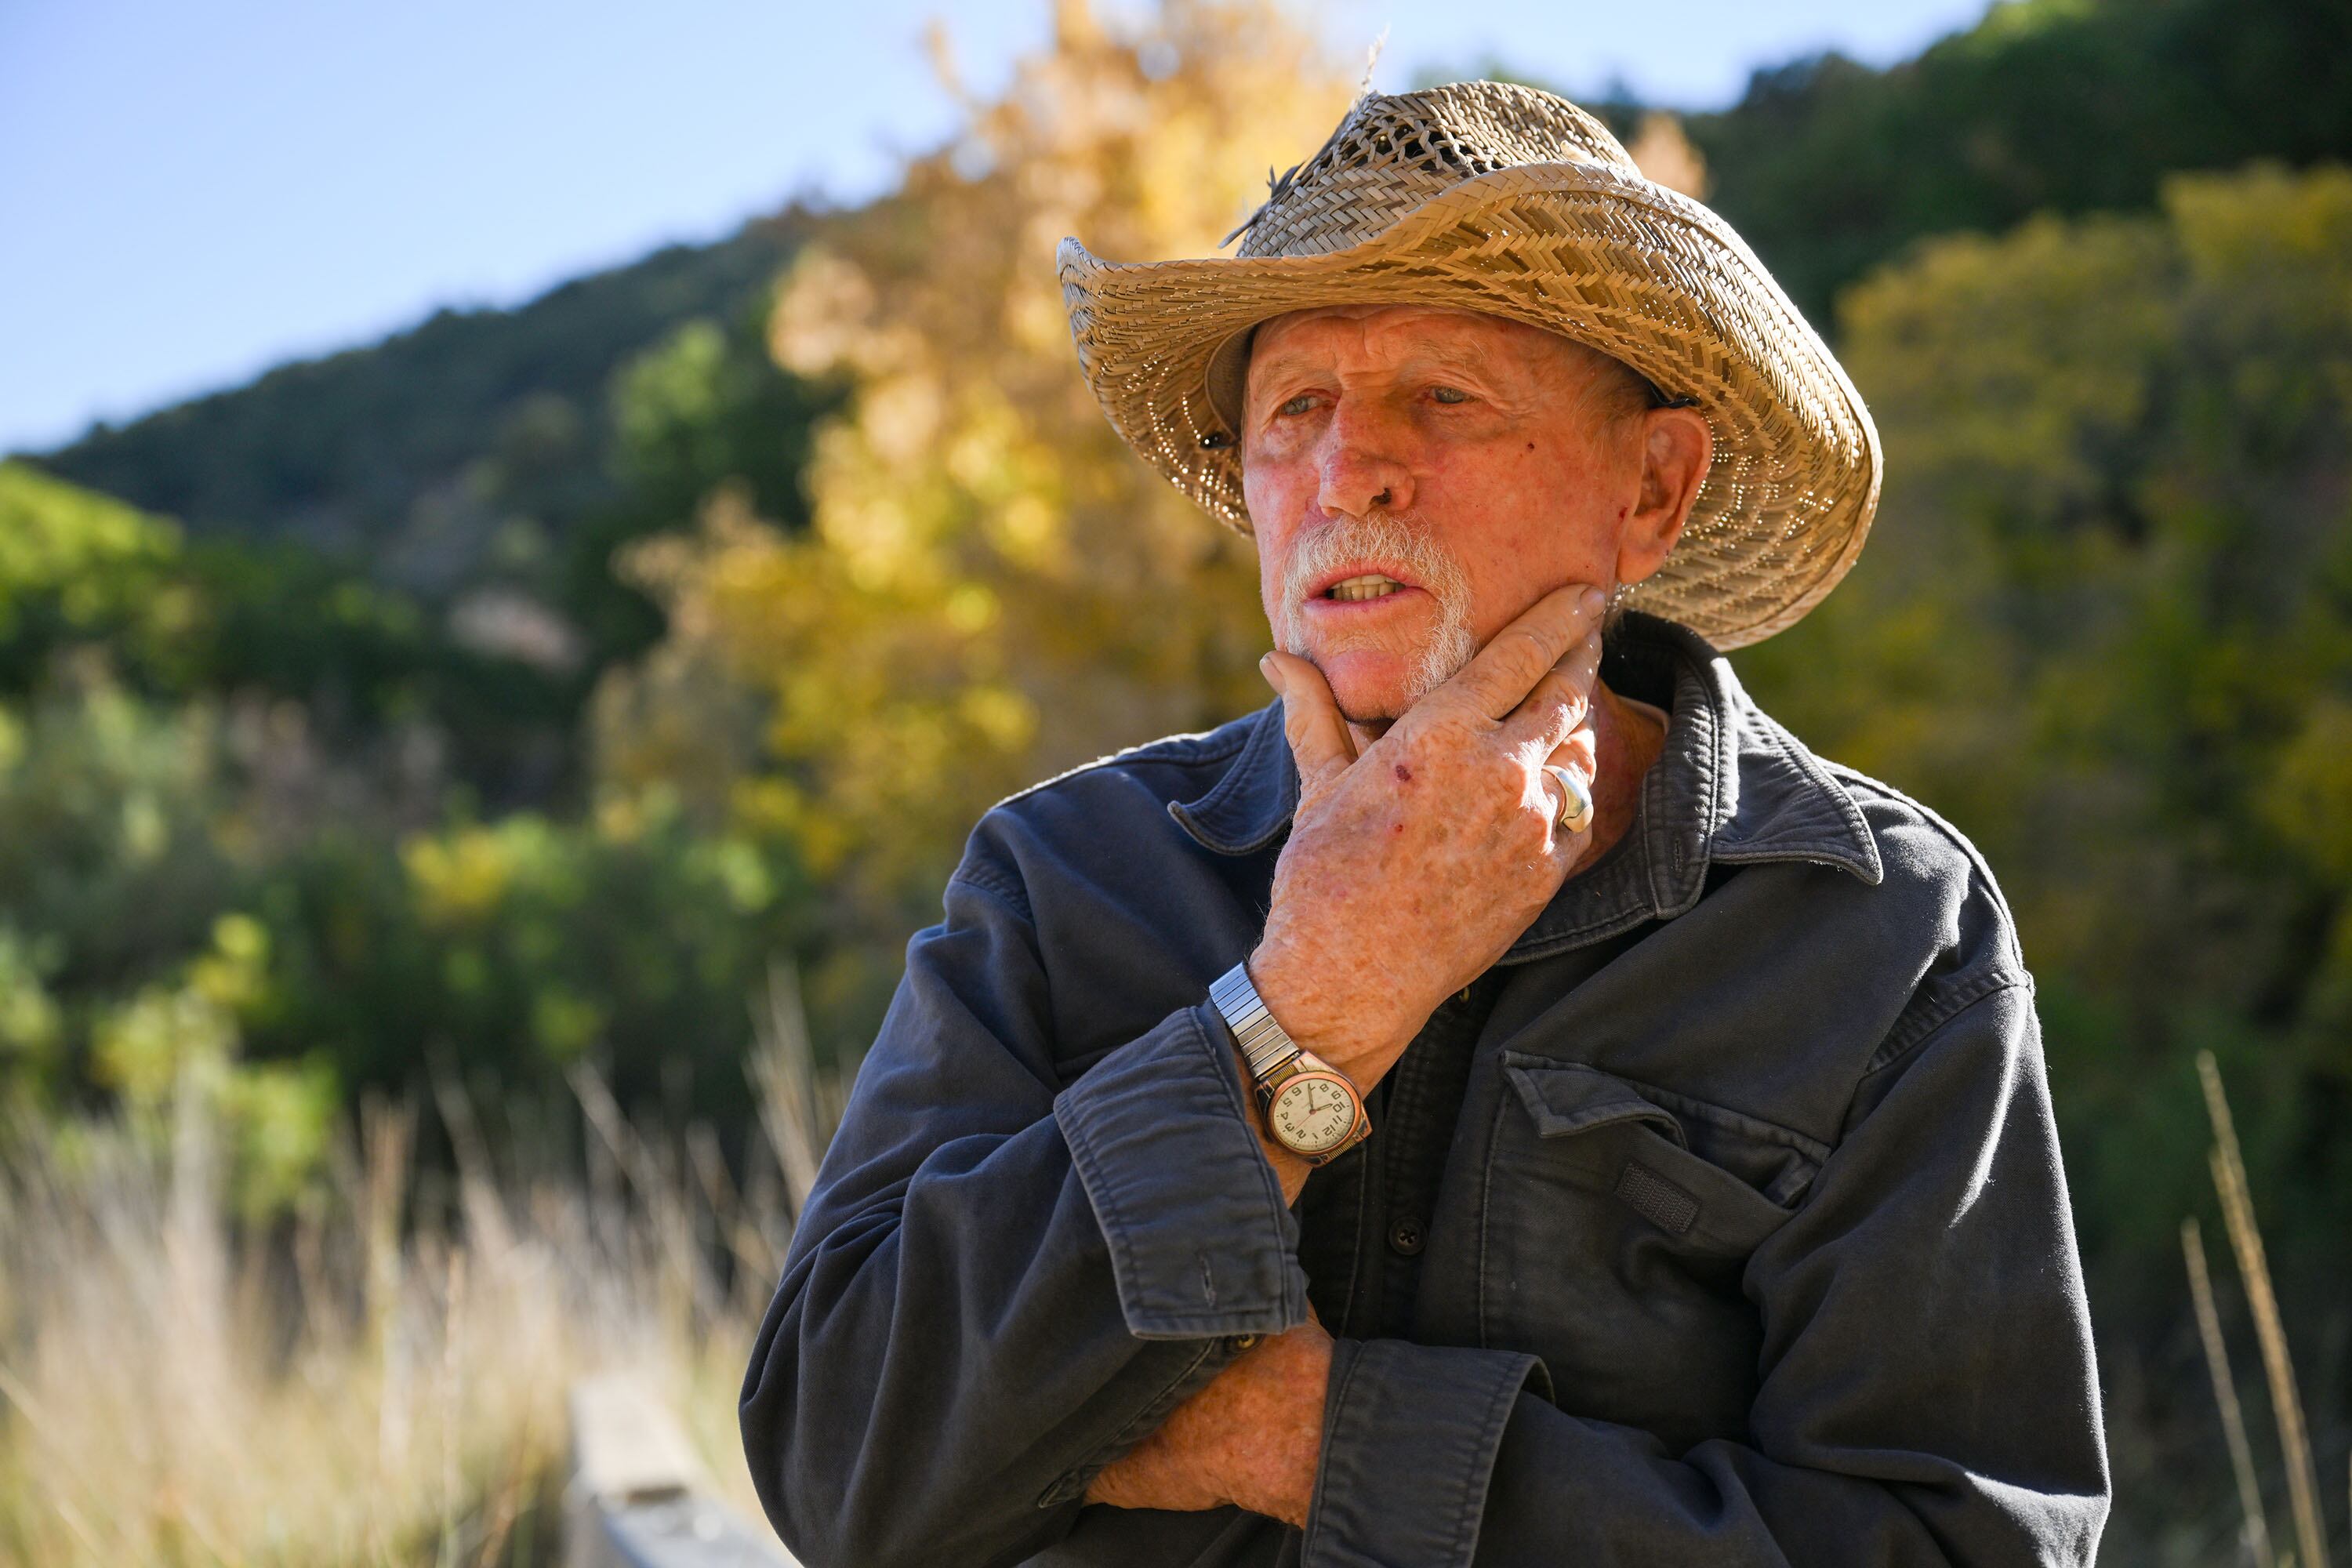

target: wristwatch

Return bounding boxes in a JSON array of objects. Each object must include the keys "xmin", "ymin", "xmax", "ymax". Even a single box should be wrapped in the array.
[{"xmin": 1209, "ymin": 962, "xmax": 1370, "ymax": 1164}]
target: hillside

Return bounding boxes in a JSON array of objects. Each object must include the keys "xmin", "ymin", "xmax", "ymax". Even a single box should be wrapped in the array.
[
  {"xmin": 1679, "ymin": 0, "xmax": 2352, "ymax": 321},
  {"xmin": 29, "ymin": 212, "xmax": 823, "ymax": 610}
]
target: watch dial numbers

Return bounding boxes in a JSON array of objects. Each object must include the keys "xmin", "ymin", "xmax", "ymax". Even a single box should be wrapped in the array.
[{"xmin": 1270, "ymin": 1074, "xmax": 1356, "ymax": 1154}]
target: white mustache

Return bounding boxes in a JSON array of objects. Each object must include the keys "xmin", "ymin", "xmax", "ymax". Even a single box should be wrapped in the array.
[{"xmin": 1276, "ymin": 514, "xmax": 1478, "ymax": 706}]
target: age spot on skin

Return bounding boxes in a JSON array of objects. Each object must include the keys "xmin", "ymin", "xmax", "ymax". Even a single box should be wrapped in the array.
[{"xmin": 1393, "ymin": 763, "xmax": 1414, "ymax": 782}]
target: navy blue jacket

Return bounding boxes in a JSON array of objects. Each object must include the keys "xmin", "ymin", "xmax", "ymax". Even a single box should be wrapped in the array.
[{"xmin": 741, "ymin": 613, "xmax": 2111, "ymax": 1566}]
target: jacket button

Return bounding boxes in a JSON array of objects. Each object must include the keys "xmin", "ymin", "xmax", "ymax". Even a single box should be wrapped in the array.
[
  {"xmin": 1225, "ymin": 1334, "xmax": 1259, "ymax": 1354},
  {"xmin": 1387, "ymin": 1216, "xmax": 1425, "ymax": 1255}
]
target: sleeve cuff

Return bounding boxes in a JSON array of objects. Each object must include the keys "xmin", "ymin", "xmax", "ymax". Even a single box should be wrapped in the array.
[
  {"xmin": 1054, "ymin": 1002, "xmax": 1308, "ymax": 1340},
  {"xmin": 1304, "ymin": 1338, "xmax": 1549, "ymax": 1568}
]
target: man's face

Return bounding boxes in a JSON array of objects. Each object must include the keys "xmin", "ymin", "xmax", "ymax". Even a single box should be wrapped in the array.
[{"xmin": 1240, "ymin": 303, "xmax": 1666, "ymax": 727}]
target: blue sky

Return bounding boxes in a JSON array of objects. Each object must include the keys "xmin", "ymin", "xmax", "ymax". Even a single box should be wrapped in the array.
[{"xmin": 0, "ymin": 0, "xmax": 1993, "ymax": 456}]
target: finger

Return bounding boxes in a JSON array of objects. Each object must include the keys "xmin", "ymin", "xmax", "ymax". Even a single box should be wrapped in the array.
[
  {"xmin": 1432, "ymin": 583, "xmax": 1607, "ymax": 721},
  {"xmin": 1262, "ymin": 651, "xmax": 1358, "ymax": 789},
  {"xmin": 1506, "ymin": 626, "xmax": 1604, "ymax": 751},
  {"xmin": 1547, "ymin": 726, "xmax": 1597, "ymax": 785}
]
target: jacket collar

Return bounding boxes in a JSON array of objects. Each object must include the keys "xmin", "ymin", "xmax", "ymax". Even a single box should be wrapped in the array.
[{"xmin": 1167, "ymin": 612, "xmax": 1883, "ymax": 960}]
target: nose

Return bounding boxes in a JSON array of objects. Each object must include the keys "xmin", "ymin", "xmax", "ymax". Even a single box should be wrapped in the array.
[{"xmin": 1314, "ymin": 404, "xmax": 1414, "ymax": 519}]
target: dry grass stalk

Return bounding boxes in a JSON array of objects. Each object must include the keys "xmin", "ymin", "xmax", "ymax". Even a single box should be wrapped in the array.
[
  {"xmin": 2198, "ymin": 1049, "xmax": 2330, "ymax": 1568},
  {"xmin": 750, "ymin": 957, "xmax": 855, "ymax": 1222},
  {"xmin": 0, "ymin": 1057, "xmax": 793, "ymax": 1567},
  {"xmin": 2183, "ymin": 1215, "xmax": 2277, "ymax": 1568}
]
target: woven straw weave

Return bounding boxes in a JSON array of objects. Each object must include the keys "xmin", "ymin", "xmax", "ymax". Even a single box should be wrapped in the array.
[{"xmin": 1057, "ymin": 81, "xmax": 1882, "ymax": 650}]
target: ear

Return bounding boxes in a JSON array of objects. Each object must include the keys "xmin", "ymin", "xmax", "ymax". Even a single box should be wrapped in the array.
[{"xmin": 1613, "ymin": 407, "xmax": 1713, "ymax": 587}]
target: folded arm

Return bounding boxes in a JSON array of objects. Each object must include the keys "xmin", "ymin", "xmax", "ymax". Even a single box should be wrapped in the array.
[{"xmin": 737, "ymin": 848, "xmax": 1310, "ymax": 1568}]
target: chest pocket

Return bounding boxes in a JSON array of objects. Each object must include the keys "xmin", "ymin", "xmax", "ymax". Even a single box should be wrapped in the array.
[{"xmin": 1478, "ymin": 1053, "xmax": 1823, "ymax": 1453}]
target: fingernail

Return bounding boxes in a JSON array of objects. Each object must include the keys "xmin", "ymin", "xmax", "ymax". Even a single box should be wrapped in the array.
[
  {"xmin": 1580, "ymin": 586, "xmax": 1606, "ymax": 617},
  {"xmin": 1259, "ymin": 653, "xmax": 1286, "ymax": 692}
]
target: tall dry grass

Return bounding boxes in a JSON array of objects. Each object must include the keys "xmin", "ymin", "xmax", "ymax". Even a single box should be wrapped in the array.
[
  {"xmin": 0, "ymin": 971, "xmax": 848, "ymax": 1568},
  {"xmin": 2184, "ymin": 1050, "xmax": 2341, "ymax": 1568}
]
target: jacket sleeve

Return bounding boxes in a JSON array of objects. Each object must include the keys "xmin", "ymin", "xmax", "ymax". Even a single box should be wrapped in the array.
[
  {"xmin": 739, "ymin": 832, "xmax": 1312, "ymax": 1568},
  {"xmin": 1301, "ymin": 980, "xmax": 2112, "ymax": 1568}
]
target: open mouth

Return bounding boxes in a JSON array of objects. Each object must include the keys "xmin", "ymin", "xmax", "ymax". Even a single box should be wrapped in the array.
[{"xmin": 1319, "ymin": 573, "xmax": 1409, "ymax": 603}]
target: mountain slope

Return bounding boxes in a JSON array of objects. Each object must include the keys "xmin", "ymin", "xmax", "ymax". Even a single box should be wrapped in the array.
[{"xmin": 31, "ymin": 212, "xmax": 815, "ymax": 600}]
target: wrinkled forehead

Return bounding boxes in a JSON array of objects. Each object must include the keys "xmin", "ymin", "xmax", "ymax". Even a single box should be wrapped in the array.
[
  {"xmin": 1210, "ymin": 303, "xmax": 1617, "ymax": 426},
  {"xmin": 1254, "ymin": 301, "xmax": 1529, "ymax": 350}
]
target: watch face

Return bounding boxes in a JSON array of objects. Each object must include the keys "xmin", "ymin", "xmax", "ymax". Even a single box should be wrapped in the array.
[{"xmin": 1269, "ymin": 1072, "xmax": 1359, "ymax": 1156}]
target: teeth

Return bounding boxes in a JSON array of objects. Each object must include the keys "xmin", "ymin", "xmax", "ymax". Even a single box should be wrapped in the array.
[{"xmin": 1327, "ymin": 575, "xmax": 1403, "ymax": 602}]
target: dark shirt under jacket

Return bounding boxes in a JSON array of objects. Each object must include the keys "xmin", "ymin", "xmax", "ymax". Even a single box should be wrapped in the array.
[{"xmin": 739, "ymin": 612, "xmax": 2112, "ymax": 1568}]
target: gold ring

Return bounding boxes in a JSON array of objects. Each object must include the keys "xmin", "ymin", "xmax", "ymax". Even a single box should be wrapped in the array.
[{"xmin": 1542, "ymin": 764, "xmax": 1594, "ymax": 836}]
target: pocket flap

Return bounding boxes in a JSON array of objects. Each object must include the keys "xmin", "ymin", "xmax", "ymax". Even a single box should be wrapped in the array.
[
  {"xmin": 1501, "ymin": 1054, "xmax": 1687, "ymax": 1149},
  {"xmin": 1497, "ymin": 1052, "xmax": 1800, "ymax": 1253}
]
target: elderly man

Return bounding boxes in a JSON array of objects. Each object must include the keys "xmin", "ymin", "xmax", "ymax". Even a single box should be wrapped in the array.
[{"xmin": 742, "ymin": 83, "xmax": 2110, "ymax": 1566}]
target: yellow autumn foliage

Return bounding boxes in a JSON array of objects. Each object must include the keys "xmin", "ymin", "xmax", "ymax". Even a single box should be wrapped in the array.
[{"xmin": 599, "ymin": 0, "xmax": 1358, "ymax": 1006}]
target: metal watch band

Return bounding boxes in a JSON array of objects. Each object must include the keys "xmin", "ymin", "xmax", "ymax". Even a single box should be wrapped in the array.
[{"xmin": 1208, "ymin": 962, "xmax": 1302, "ymax": 1080}]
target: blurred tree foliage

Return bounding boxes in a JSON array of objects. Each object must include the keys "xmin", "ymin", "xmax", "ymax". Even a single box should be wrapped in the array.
[
  {"xmin": 0, "ymin": 465, "xmax": 814, "ymax": 1187},
  {"xmin": 0, "ymin": 460, "xmax": 182, "ymax": 690},
  {"xmin": 0, "ymin": 460, "xmax": 576, "ymax": 807},
  {"xmin": 565, "ymin": 300, "xmax": 839, "ymax": 672},
  {"xmin": 1677, "ymin": 0, "xmax": 2352, "ymax": 323},
  {"xmin": 22, "ymin": 225, "xmax": 838, "ymax": 811},
  {"xmin": 597, "ymin": 0, "xmax": 1357, "ymax": 1033}
]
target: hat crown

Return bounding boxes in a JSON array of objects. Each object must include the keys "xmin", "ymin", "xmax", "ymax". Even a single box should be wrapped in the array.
[{"xmin": 1232, "ymin": 81, "xmax": 1639, "ymax": 260}]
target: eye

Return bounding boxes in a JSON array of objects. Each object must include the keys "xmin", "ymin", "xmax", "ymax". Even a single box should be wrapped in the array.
[
  {"xmin": 1429, "ymin": 384, "xmax": 1472, "ymax": 405},
  {"xmin": 1277, "ymin": 394, "xmax": 1317, "ymax": 416}
]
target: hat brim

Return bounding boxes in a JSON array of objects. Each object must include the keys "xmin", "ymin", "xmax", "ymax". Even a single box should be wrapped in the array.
[{"xmin": 1058, "ymin": 160, "xmax": 1882, "ymax": 651}]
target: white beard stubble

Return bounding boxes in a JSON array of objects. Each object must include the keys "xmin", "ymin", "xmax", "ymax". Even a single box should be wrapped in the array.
[{"xmin": 1274, "ymin": 514, "xmax": 1479, "ymax": 722}]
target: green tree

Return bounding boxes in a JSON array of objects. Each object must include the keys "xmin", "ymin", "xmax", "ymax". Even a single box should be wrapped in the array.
[
  {"xmin": 1680, "ymin": 0, "xmax": 2352, "ymax": 321},
  {"xmin": 0, "ymin": 460, "xmax": 182, "ymax": 689}
]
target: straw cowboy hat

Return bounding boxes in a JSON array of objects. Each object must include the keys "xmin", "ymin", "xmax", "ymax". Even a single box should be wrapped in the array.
[{"xmin": 1056, "ymin": 80, "xmax": 1882, "ymax": 649}]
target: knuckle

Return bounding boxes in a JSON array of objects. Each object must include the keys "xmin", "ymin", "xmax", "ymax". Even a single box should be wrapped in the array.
[
  {"xmin": 1500, "ymin": 626, "xmax": 1552, "ymax": 663},
  {"xmin": 1484, "ymin": 753, "xmax": 1530, "ymax": 803},
  {"xmin": 1537, "ymin": 681, "xmax": 1584, "ymax": 725},
  {"xmin": 1416, "ymin": 706, "xmax": 1480, "ymax": 746}
]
